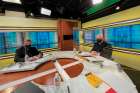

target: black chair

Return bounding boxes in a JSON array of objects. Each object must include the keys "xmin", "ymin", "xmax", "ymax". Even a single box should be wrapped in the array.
[{"xmin": 100, "ymin": 44, "xmax": 113, "ymax": 59}]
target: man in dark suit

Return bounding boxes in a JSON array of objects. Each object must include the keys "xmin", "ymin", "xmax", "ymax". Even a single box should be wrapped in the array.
[
  {"xmin": 91, "ymin": 34, "xmax": 112, "ymax": 59},
  {"xmin": 14, "ymin": 39, "xmax": 43, "ymax": 62}
]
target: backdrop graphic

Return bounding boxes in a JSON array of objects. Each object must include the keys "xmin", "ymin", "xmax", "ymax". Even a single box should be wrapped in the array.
[
  {"xmin": 84, "ymin": 24, "xmax": 140, "ymax": 50},
  {"xmin": 0, "ymin": 32, "xmax": 58, "ymax": 55}
]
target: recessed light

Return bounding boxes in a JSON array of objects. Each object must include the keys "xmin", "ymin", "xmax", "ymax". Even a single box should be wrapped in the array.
[
  {"xmin": 116, "ymin": 6, "xmax": 120, "ymax": 10},
  {"xmin": 2, "ymin": 0, "xmax": 21, "ymax": 4},
  {"xmin": 92, "ymin": 0, "xmax": 103, "ymax": 5},
  {"xmin": 41, "ymin": 8, "xmax": 51, "ymax": 16}
]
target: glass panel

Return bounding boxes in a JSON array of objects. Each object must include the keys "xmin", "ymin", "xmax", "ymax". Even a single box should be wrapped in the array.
[
  {"xmin": 84, "ymin": 31, "xmax": 93, "ymax": 43},
  {"xmin": 105, "ymin": 24, "xmax": 140, "ymax": 50},
  {"xmin": 0, "ymin": 32, "xmax": 5, "ymax": 55},
  {"xmin": 73, "ymin": 31, "xmax": 80, "ymax": 45},
  {"xmin": 0, "ymin": 32, "xmax": 16, "ymax": 55},
  {"xmin": 28, "ymin": 32, "xmax": 38, "ymax": 48},
  {"xmin": 84, "ymin": 29, "xmax": 102, "ymax": 44},
  {"xmin": 0, "ymin": 31, "xmax": 58, "ymax": 55},
  {"xmin": 92, "ymin": 28, "xmax": 102, "ymax": 43},
  {"xmin": 28, "ymin": 32, "xmax": 58, "ymax": 49},
  {"xmin": 5, "ymin": 32, "xmax": 16, "ymax": 53}
]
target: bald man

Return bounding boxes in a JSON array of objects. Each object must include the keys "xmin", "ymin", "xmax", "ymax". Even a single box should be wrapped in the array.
[
  {"xmin": 14, "ymin": 40, "xmax": 43, "ymax": 62},
  {"xmin": 91, "ymin": 34, "xmax": 112, "ymax": 59}
]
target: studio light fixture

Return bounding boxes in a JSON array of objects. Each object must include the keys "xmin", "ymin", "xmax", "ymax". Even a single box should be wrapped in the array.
[
  {"xmin": 92, "ymin": 0, "xmax": 103, "ymax": 5},
  {"xmin": 41, "ymin": 7, "xmax": 51, "ymax": 16},
  {"xmin": 2, "ymin": 0, "xmax": 21, "ymax": 4},
  {"xmin": 116, "ymin": 6, "xmax": 120, "ymax": 10}
]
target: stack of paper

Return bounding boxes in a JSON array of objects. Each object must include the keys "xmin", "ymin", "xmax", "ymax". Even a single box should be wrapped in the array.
[
  {"xmin": 0, "ymin": 62, "xmax": 41, "ymax": 74},
  {"xmin": 85, "ymin": 57, "xmax": 103, "ymax": 62},
  {"xmin": 79, "ymin": 52, "xmax": 92, "ymax": 57}
]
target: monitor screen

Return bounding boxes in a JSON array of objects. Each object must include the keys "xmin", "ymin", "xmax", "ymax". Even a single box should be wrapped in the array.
[{"xmin": 63, "ymin": 35, "xmax": 73, "ymax": 40}]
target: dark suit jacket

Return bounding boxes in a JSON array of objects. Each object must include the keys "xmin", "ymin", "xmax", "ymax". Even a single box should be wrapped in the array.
[
  {"xmin": 91, "ymin": 41, "xmax": 112, "ymax": 59},
  {"xmin": 14, "ymin": 46, "xmax": 40, "ymax": 62}
]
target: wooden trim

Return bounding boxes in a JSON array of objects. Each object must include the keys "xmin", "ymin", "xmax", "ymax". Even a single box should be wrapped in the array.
[
  {"xmin": 0, "ymin": 26, "xmax": 57, "ymax": 32},
  {"xmin": 0, "ymin": 26, "xmax": 56, "ymax": 28},
  {"xmin": 0, "ymin": 27, "xmax": 57, "ymax": 31}
]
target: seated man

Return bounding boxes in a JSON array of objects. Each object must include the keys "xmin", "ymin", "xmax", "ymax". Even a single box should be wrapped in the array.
[
  {"xmin": 91, "ymin": 34, "xmax": 112, "ymax": 59},
  {"xmin": 14, "ymin": 39, "xmax": 43, "ymax": 62}
]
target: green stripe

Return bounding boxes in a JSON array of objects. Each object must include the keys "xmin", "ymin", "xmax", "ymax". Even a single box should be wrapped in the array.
[{"xmin": 84, "ymin": 0, "xmax": 120, "ymax": 15}]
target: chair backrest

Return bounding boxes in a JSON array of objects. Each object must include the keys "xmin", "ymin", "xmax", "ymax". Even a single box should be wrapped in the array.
[{"xmin": 100, "ymin": 44, "xmax": 112, "ymax": 59}]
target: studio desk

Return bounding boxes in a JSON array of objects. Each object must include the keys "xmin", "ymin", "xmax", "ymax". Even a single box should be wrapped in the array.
[{"xmin": 0, "ymin": 51, "xmax": 138, "ymax": 93}]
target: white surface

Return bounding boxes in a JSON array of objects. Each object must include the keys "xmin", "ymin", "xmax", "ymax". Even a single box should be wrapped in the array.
[
  {"xmin": 79, "ymin": 52, "xmax": 92, "ymax": 56},
  {"xmin": 0, "ymin": 59, "xmax": 81, "ymax": 91},
  {"xmin": 0, "ymin": 51, "xmax": 138, "ymax": 93},
  {"xmin": 99, "ymin": 71, "xmax": 137, "ymax": 93},
  {"xmin": 36, "ymin": 51, "xmax": 138, "ymax": 93},
  {"xmin": 54, "ymin": 60, "xmax": 70, "ymax": 81},
  {"xmin": 0, "ymin": 54, "xmax": 53, "ymax": 74},
  {"xmin": 0, "ymin": 62, "xmax": 39, "ymax": 74},
  {"xmin": 85, "ymin": 57, "xmax": 104, "ymax": 62},
  {"xmin": 69, "ymin": 76, "xmax": 95, "ymax": 93}
]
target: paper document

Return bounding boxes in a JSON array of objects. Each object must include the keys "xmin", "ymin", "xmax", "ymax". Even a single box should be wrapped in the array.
[
  {"xmin": 85, "ymin": 57, "xmax": 103, "ymax": 62},
  {"xmin": 85, "ymin": 72, "xmax": 103, "ymax": 88}
]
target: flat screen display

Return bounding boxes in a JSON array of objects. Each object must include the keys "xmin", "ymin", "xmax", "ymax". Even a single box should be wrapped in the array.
[{"xmin": 63, "ymin": 35, "xmax": 73, "ymax": 40}]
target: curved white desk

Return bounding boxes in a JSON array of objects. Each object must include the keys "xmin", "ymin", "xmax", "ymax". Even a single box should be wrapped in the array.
[{"xmin": 0, "ymin": 51, "xmax": 138, "ymax": 93}]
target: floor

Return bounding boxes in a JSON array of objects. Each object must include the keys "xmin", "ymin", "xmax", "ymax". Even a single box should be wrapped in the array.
[{"xmin": 122, "ymin": 65, "xmax": 140, "ymax": 93}]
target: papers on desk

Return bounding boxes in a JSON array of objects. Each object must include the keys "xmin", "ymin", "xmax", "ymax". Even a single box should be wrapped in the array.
[
  {"xmin": 0, "ymin": 62, "xmax": 43, "ymax": 74},
  {"xmin": 51, "ymin": 51, "xmax": 75, "ymax": 59},
  {"xmin": 85, "ymin": 72, "xmax": 103, "ymax": 88},
  {"xmin": 85, "ymin": 72, "xmax": 117, "ymax": 93},
  {"xmin": 85, "ymin": 57, "xmax": 104, "ymax": 62},
  {"xmin": 79, "ymin": 52, "xmax": 92, "ymax": 57},
  {"xmin": 79, "ymin": 52, "xmax": 104, "ymax": 62},
  {"xmin": 0, "ymin": 56, "xmax": 51, "ymax": 74}
]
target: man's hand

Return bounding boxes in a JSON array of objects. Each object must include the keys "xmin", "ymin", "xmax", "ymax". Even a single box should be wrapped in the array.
[
  {"xmin": 25, "ymin": 53, "xmax": 43, "ymax": 62},
  {"xmin": 37, "ymin": 53, "xmax": 43, "ymax": 58},
  {"xmin": 32, "ymin": 56, "xmax": 40, "ymax": 61},
  {"xmin": 26, "ymin": 56, "xmax": 39, "ymax": 62},
  {"xmin": 91, "ymin": 51, "xmax": 97, "ymax": 56}
]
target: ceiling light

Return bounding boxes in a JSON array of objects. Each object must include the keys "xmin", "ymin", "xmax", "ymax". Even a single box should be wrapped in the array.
[
  {"xmin": 116, "ymin": 6, "xmax": 120, "ymax": 10},
  {"xmin": 92, "ymin": 0, "xmax": 103, "ymax": 5},
  {"xmin": 2, "ymin": 0, "xmax": 21, "ymax": 4},
  {"xmin": 41, "ymin": 8, "xmax": 51, "ymax": 16}
]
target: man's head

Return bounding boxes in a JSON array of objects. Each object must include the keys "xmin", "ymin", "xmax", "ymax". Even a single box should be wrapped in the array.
[
  {"xmin": 24, "ymin": 39, "xmax": 32, "ymax": 47},
  {"xmin": 96, "ymin": 34, "xmax": 104, "ymax": 43}
]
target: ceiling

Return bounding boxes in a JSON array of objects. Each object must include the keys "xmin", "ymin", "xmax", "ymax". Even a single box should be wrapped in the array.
[
  {"xmin": 0, "ymin": 0, "xmax": 140, "ymax": 22},
  {"xmin": 81, "ymin": 0, "xmax": 140, "ymax": 22},
  {"xmin": 0, "ymin": 0, "xmax": 81, "ymax": 19},
  {"xmin": 82, "ymin": 0, "xmax": 121, "ymax": 16}
]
